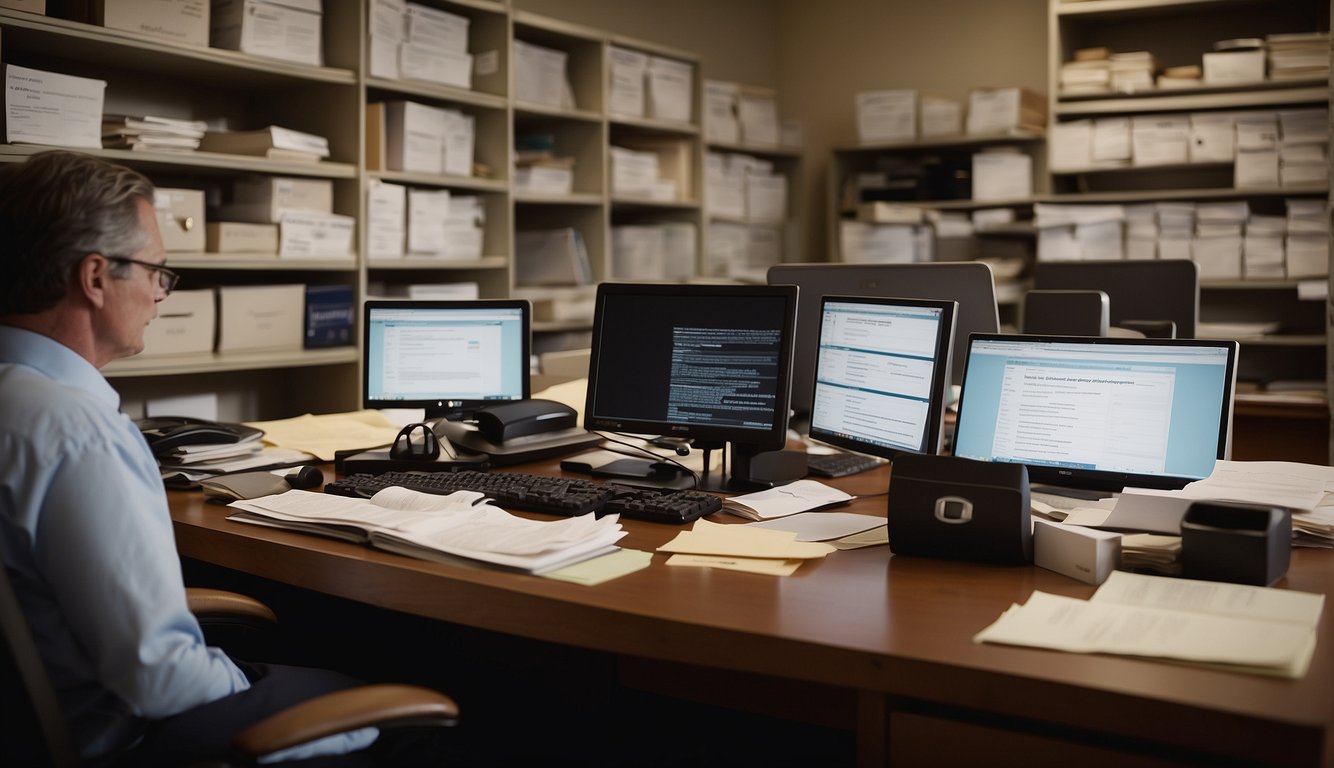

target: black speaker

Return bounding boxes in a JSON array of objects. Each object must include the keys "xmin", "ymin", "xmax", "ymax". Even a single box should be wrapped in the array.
[{"xmin": 887, "ymin": 454, "xmax": 1031, "ymax": 565}]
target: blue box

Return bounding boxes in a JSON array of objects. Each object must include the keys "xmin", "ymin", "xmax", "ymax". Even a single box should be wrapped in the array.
[{"xmin": 304, "ymin": 284, "xmax": 354, "ymax": 348}]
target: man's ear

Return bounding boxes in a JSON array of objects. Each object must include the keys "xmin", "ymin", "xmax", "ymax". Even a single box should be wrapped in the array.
[{"xmin": 77, "ymin": 253, "xmax": 110, "ymax": 309}]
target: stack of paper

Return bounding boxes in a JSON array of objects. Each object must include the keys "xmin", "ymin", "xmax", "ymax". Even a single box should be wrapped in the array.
[
  {"xmin": 1119, "ymin": 533, "xmax": 1182, "ymax": 573},
  {"xmin": 230, "ymin": 487, "xmax": 626, "ymax": 574},
  {"xmin": 103, "ymin": 114, "xmax": 206, "ymax": 152},
  {"xmin": 721, "ymin": 479, "xmax": 853, "ymax": 521},
  {"xmin": 1267, "ymin": 32, "xmax": 1330, "ymax": 81},
  {"xmin": 975, "ymin": 570, "xmax": 1324, "ymax": 678},
  {"xmin": 658, "ymin": 518, "xmax": 835, "ymax": 576},
  {"xmin": 1059, "ymin": 48, "xmax": 1111, "ymax": 95},
  {"xmin": 198, "ymin": 125, "xmax": 330, "ymax": 163}
]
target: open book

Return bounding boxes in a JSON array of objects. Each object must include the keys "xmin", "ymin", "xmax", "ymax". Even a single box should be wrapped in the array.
[{"xmin": 228, "ymin": 488, "xmax": 625, "ymax": 574}]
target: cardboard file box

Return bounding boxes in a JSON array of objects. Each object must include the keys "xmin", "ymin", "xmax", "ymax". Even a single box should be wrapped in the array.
[
  {"xmin": 141, "ymin": 288, "xmax": 215, "ymax": 356},
  {"xmin": 304, "ymin": 284, "xmax": 353, "ymax": 348},
  {"xmin": 88, "ymin": 0, "xmax": 209, "ymax": 47},
  {"xmin": 227, "ymin": 176, "xmax": 333, "ymax": 223},
  {"xmin": 0, "ymin": 1, "xmax": 46, "ymax": 13},
  {"xmin": 217, "ymin": 284, "xmax": 304, "ymax": 352},
  {"xmin": 211, "ymin": 0, "xmax": 322, "ymax": 66},
  {"xmin": 1203, "ymin": 49, "xmax": 1265, "ymax": 85},
  {"xmin": 153, "ymin": 187, "xmax": 205, "ymax": 252},
  {"xmin": 206, "ymin": 221, "xmax": 278, "ymax": 254},
  {"xmin": 278, "ymin": 211, "xmax": 354, "ymax": 259}
]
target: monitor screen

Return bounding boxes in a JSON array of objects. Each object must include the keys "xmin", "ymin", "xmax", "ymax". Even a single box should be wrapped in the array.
[
  {"xmin": 951, "ymin": 334, "xmax": 1238, "ymax": 492},
  {"xmin": 808, "ymin": 296, "xmax": 957, "ymax": 459},
  {"xmin": 363, "ymin": 300, "xmax": 531, "ymax": 419},
  {"xmin": 584, "ymin": 283, "xmax": 798, "ymax": 484},
  {"xmin": 768, "ymin": 262, "xmax": 999, "ymax": 422}
]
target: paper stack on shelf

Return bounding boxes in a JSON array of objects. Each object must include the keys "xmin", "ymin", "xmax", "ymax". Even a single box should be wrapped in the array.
[
  {"xmin": 198, "ymin": 125, "xmax": 330, "ymax": 162},
  {"xmin": 1157, "ymin": 64, "xmax": 1202, "ymax": 90},
  {"xmin": 1059, "ymin": 46, "xmax": 1111, "ymax": 95},
  {"xmin": 1267, "ymin": 32, "xmax": 1330, "ymax": 81},
  {"xmin": 1108, "ymin": 51, "xmax": 1157, "ymax": 93},
  {"xmin": 102, "ymin": 114, "xmax": 207, "ymax": 152},
  {"xmin": 229, "ymin": 487, "xmax": 626, "ymax": 574}
]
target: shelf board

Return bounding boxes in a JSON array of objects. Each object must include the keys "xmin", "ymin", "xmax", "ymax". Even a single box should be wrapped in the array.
[
  {"xmin": 103, "ymin": 347, "xmax": 358, "ymax": 378},
  {"xmin": 0, "ymin": 145, "xmax": 358, "ymax": 178},
  {"xmin": 0, "ymin": 11, "xmax": 355, "ymax": 87},
  {"xmin": 513, "ymin": 101, "xmax": 604, "ymax": 123},
  {"xmin": 168, "ymin": 255, "xmax": 357, "ymax": 271},
  {"xmin": 1052, "ymin": 160, "xmax": 1231, "ymax": 176},
  {"xmin": 706, "ymin": 140, "xmax": 801, "ymax": 158},
  {"xmin": 610, "ymin": 195, "xmax": 699, "ymax": 210},
  {"xmin": 533, "ymin": 319, "xmax": 594, "ymax": 333},
  {"xmin": 370, "ymin": 170, "xmax": 507, "ymax": 192},
  {"xmin": 835, "ymin": 130, "xmax": 1045, "ymax": 154},
  {"xmin": 1203, "ymin": 278, "xmax": 1317, "ymax": 290},
  {"xmin": 1056, "ymin": 0, "xmax": 1299, "ymax": 20},
  {"xmin": 608, "ymin": 114, "xmax": 699, "ymax": 135},
  {"xmin": 1041, "ymin": 184, "xmax": 1328, "ymax": 203},
  {"xmin": 1232, "ymin": 335, "xmax": 1326, "ymax": 347},
  {"xmin": 364, "ymin": 77, "xmax": 508, "ymax": 110},
  {"xmin": 514, "ymin": 191, "xmax": 605, "ymax": 205},
  {"xmin": 367, "ymin": 256, "xmax": 508, "ymax": 270},
  {"xmin": 1056, "ymin": 83, "xmax": 1327, "ymax": 116}
]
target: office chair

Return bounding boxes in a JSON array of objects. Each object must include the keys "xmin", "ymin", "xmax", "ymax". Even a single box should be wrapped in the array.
[
  {"xmin": 1032, "ymin": 259, "xmax": 1198, "ymax": 338},
  {"xmin": 0, "ymin": 563, "xmax": 459, "ymax": 768},
  {"xmin": 1021, "ymin": 289, "xmax": 1110, "ymax": 336}
]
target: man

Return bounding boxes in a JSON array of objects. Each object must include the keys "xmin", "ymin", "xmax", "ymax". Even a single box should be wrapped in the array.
[{"xmin": 0, "ymin": 151, "xmax": 393, "ymax": 765}]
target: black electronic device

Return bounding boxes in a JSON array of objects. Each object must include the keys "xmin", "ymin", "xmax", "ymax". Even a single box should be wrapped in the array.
[
  {"xmin": 390, "ymin": 423, "xmax": 442, "ymax": 461},
  {"xmin": 431, "ymin": 400, "xmax": 601, "ymax": 466},
  {"xmin": 284, "ymin": 465, "xmax": 325, "ymax": 490},
  {"xmin": 583, "ymin": 282, "xmax": 803, "ymax": 491},
  {"xmin": 887, "ymin": 453, "xmax": 1032, "ymax": 565},
  {"xmin": 768, "ymin": 262, "xmax": 1000, "ymax": 427},
  {"xmin": 1180, "ymin": 501, "xmax": 1291, "ymax": 586},
  {"xmin": 472, "ymin": 399, "xmax": 578, "ymax": 443},
  {"xmin": 135, "ymin": 416, "xmax": 263, "ymax": 456},
  {"xmin": 807, "ymin": 295, "xmax": 957, "ymax": 469},
  {"xmin": 362, "ymin": 299, "xmax": 531, "ymax": 422},
  {"xmin": 1033, "ymin": 259, "xmax": 1198, "ymax": 338}
]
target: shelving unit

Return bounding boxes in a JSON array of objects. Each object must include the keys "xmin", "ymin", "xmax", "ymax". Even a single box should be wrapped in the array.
[
  {"xmin": 1048, "ymin": 0, "xmax": 1330, "ymax": 392},
  {"xmin": 0, "ymin": 3, "xmax": 809, "ymax": 416},
  {"xmin": 705, "ymin": 139, "xmax": 803, "ymax": 279}
]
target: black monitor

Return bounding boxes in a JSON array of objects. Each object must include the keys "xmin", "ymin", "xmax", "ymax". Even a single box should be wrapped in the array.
[
  {"xmin": 363, "ymin": 299, "xmax": 531, "ymax": 421},
  {"xmin": 768, "ymin": 262, "xmax": 1000, "ymax": 425},
  {"xmin": 1033, "ymin": 259, "xmax": 1198, "ymax": 338},
  {"xmin": 952, "ymin": 334, "xmax": 1239, "ymax": 495},
  {"xmin": 584, "ymin": 282, "xmax": 802, "ymax": 490},
  {"xmin": 808, "ymin": 296, "xmax": 957, "ymax": 459}
]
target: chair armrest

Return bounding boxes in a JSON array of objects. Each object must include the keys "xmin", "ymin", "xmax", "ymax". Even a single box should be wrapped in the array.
[
  {"xmin": 231, "ymin": 684, "xmax": 459, "ymax": 757},
  {"xmin": 185, "ymin": 588, "xmax": 278, "ymax": 626}
]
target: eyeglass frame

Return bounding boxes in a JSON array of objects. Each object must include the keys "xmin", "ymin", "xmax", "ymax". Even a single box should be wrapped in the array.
[{"xmin": 106, "ymin": 255, "xmax": 180, "ymax": 294}]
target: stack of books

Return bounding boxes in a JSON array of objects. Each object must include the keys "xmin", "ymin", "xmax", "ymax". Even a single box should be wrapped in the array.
[
  {"xmin": 1108, "ymin": 51, "xmax": 1157, "ymax": 93},
  {"xmin": 197, "ymin": 125, "xmax": 330, "ymax": 163},
  {"xmin": 514, "ymin": 132, "xmax": 575, "ymax": 194},
  {"xmin": 102, "ymin": 114, "xmax": 207, "ymax": 152},
  {"xmin": 1267, "ymin": 32, "xmax": 1330, "ymax": 81},
  {"xmin": 1157, "ymin": 64, "xmax": 1203, "ymax": 90},
  {"xmin": 1059, "ymin": 47, "xmax": 1111, "ymax": 95}
]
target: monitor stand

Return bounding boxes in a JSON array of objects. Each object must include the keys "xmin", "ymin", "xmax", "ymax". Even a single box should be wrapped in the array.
[
  {"xmin": 1030, "ymin": 483, "xmax": 1116, "ymax": 503},
  {"xmin": 694, "ymin": 441, "xmax": 808, "ymax": 493}
]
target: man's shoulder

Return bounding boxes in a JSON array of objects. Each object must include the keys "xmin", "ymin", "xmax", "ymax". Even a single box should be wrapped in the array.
[{"xmin": 0, "ymin": 363, "xmax": 120, "ymax": 440}]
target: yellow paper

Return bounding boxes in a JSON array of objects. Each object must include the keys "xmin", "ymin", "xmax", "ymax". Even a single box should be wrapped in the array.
[
  {"xmin": 831, "ymin": 525, "xmax": 889, "ymax": 550},
  {"xmin": 657, "ymin": 518, "xmax": 836, "ymax": 560},
  {"xmin": 541, "ymin": 549, "xmax": 653, "ymax": 586},
  {"xmin": 245, "ymin": 410, "xmax": 404, "ymax": 461},
  {"xmin": 665, "ymin": 553, "xmax": 804, "ymax": 576}
]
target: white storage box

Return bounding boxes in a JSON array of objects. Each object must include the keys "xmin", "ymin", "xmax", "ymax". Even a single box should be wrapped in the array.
[
  {"xmin": 1203, "ymin": 49, "xmax": 1264, "ymax": 85},
  {"xmin": 153, "ymin": 187, "xmax": 205, "ymax": 252},
  {"xmin": 217, "ymin": 283, "xmax": 304, "ymax": 351},
  {"xmin": 278, "ymin": 211, "xmax": 354, "ymax": 259},
  {"xmin": 211, "ymin": 0, "xmax": 321, "ymax": 66},
  {"xmin": 141, "ymin": 288, "xmax": 214, "ymax": 356},
  {"xmin": 384, "ymin": 100, "xmax": 446, "ymax": 174},
  {"xmin": 206, "ymin": 221, "xmax": 279, "ymax": 254},
  {"xmin": 91, "ymin": 0, "xmax": 208, "ymax": 46},
  {"xmin": 228, "ymin": 176, "xmax": 333, "ymax": 223}
]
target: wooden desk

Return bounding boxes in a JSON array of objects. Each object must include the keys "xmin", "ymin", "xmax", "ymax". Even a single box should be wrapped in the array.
[{"xmin": 170, "ymin": 462, "xmax": 1334, "ymax": 767}]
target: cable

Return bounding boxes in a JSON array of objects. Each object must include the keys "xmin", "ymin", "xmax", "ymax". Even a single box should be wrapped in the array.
[{"xmin": 594, "ymin": 432, "xmax": 701, "ymax": 489}]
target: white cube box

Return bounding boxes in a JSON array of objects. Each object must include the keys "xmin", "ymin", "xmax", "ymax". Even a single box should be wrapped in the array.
[
  {"xmin": 404, "ymin": 2, "xmax": 468, "ymax": 50},
  {"xmin": 91, "ymin": 0, "xmax": 209, "ymax": 47},
  {"xmin": 399, "ymin": 42, "xmax": 472, "ymax": 89},
  {"xmin": 206, "ymin": 221, "xmax": 279, "ymax": 254},
  {"xmin": 229, "ymin": 176, "xmax": 333, "ymax": 223},
  {"xmin": 856, "ymin": 89, "xmax": 916, "ymax": 144},
  {"xmin": 366, "ymin": 180, "xmax": 406, "ymax": 259},
  {"xmin": 141, "ymin": 288, "xmax": 215, "ymax": 356},
  {"xmin": 217, "ymin": 284, "xmax": 304, "ymax": 352},
  {"xmin": 384, "ymin": 100, "xmax": 446, "ymax": 174},
  {"xmin": 1203, "ymin": 49, "xmax": 1264, "ymax": 85},
  {"xmin": 153, "ymin": 187, "xmax": 205, "ymax": 252},
  {"xmin": 278, "ymin": 211, "xmax": 354, "ymax": 259},
  {"xmin": 211, "ymin": 0, "xmax": 321, "ymax": 67}
]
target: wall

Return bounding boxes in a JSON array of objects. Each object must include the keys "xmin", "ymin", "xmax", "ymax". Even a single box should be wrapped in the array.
[
  {"xmin": 776, "ymin": 0, "xmax": 1048, "ymax": 259},
  {"xmin": 511, "ymin": 0, "xmax": 781, "ymax": 88}
]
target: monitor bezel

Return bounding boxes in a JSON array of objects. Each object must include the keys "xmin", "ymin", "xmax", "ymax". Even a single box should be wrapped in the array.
[
  {"xmin": 952, "ymin": 333, "xmax": 1239, "ymax": 492},
  {"xmin": 583, "ymin": 282, "xmax": 799, "ymax": 452},
  {"xmin": 807, "ymin": 295, "xmax": 958, "ymax": 461},
  {"xmin": 361, "ymin": 298, "xmax": 532, "ymax": 419}
]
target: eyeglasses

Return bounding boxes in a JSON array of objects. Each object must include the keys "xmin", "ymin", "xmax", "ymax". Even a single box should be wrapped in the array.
[{"xmin": 108, "ymin": 256, "xmax": 180, "ymax": 294}]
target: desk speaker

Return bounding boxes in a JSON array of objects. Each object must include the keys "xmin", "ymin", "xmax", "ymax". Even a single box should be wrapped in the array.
[{"xmin": 887, "ymin": 454, "xmax": 1032, "ymax": 565}]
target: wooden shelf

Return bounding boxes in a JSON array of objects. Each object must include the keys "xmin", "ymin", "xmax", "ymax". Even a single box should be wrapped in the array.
[{"xmin": 103, "ymin": 347, "xmax": 358, "ymax": 378}]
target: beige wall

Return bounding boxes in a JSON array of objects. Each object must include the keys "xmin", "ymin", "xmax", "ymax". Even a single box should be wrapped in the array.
[
  {"xmin": 776, "ymin": 0, "xmax": 1049, "ymax": 259},
  {"xmin": 511, "ymin": 0, "xmax": 781, "ymax": 87}
]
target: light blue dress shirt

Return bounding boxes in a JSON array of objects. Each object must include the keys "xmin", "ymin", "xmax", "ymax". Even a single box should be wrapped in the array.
[{"xmin": 0, "ymin": 326, "xmax": 373, "ymax": 761}]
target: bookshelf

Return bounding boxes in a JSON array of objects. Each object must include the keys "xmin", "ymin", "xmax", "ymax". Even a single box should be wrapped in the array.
[{"xmin": 0, "ymin": 3, "xmax": 812, "ymax": 417}]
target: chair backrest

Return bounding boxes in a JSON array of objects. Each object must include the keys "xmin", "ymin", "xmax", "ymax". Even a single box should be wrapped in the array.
[
  {"xmin": 0, "ymin": 562, "xmax": 79, "ymax": 768},
  {"xmin": 1022, "ymin": 289, "xmax": 1110, "ymax": 336},
  {"xmin": 1032, "ymin": 259, "xmax": 1198, "ymax": 338}
]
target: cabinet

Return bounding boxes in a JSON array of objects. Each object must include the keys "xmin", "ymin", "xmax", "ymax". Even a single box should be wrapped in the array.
[
  {"xmin": 0, "ymin": 3, "xmax": 806, "ymax": 417},
  {"xmin": 1048, "ymin": 0, "xmax": 1330, "ymax": 391}
]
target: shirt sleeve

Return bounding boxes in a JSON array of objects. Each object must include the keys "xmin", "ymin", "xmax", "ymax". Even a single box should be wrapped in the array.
[{"xmin": 35, "ymin": 427, "xmax": 249, "ymax": 718}]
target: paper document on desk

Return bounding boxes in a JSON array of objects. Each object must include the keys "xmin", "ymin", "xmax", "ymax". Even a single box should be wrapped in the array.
[
  {"xmin": 746, "ymin": 511, "xmax": 884, "ymax": 542},
  {"xmin": 722, "ymin": 479, "xmax": 853, "ymax": 520},
  {"xmin": 974, "ymin": 571, "xmax": 1324, "ymax": 678},
  {"xmin": 659, "ymin": 518, "xmax": 835, "ymax": 561},
  {"xmin": 244, "ymin": 410, "xmax": 404, "ymax": 461}
]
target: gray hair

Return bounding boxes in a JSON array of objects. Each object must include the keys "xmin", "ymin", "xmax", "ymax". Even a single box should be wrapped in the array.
[{"xmin": 0, "ymin": 151, "xmax": 156, "ymax": 315}]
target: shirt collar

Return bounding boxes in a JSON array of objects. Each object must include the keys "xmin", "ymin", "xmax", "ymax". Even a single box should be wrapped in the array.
[{"xmin": 0, "ymin": 325, "xmax": 122, "ymax": 411}]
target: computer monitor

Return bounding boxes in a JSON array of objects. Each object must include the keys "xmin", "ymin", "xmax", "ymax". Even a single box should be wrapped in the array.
[
  {"xmin": 1033, "ymin": 259, "xmax": 1198, "ymax": 338},
  {"xmin": 363, "ymin": 299, "xmax": 531, "ymax": 421},
  {"xmin": 808, "ymin": 296, "xmax": 957, "ymax": 459},
  {"xmin": 768, "ymin": 262, "xmax": 1000, "ymax": 425},
  {"xmin": 584, "ymin": 282, "xmax": 801, "ymax": 490},
  {"xmin": 951, "ymin": 334, "xmax": 1239, "ymax": 495}
]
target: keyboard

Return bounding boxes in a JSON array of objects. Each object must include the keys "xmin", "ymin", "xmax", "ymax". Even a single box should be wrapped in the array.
[
  {"xmin": 324, "ymin": 469, "xmax": 720, "ymax": 524},
  {"xmin": 805, "ymin": 452, "xmax": 883, "ymax": 478}
]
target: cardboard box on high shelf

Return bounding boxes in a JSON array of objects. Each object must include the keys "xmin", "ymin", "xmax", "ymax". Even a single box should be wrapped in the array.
[
  {"xmin": 141, "ymin": 288, "xmax": 215, "ymax": 356},
  {"xmin": 966, "ymin": 86, "xmax": 1046, "ymax": 135},
  {"xmin": 0, "ymin": 0, "xmax": 45, "ymax": 13},
  {"xmin": 381, "ymin": 100, "xmax": 446, "ymax": 174},
  {"xmin": 217, "ymin": 283, "xmax": 304, "ymax": 352},
  {"xmin": 226, "ymin": 176, "xmax": 333, "ymax": 223},
  {"xmin": 278, "ymin": 211, "xmax": 354, "ymax": 259},
  {"xmin": 87, "ymin": 0, "xmax": 209, "ymax": 47},
  {"xmin": 206, "ymin": 221, "xmax": 279, "ymax": 254},
  {"xmin": 211, "ymin": 0, "xmax": 322, "ymax": 66},
  {"xmin": 153, "ymin": 187, "xmax": 205, "ymax": 252}
]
